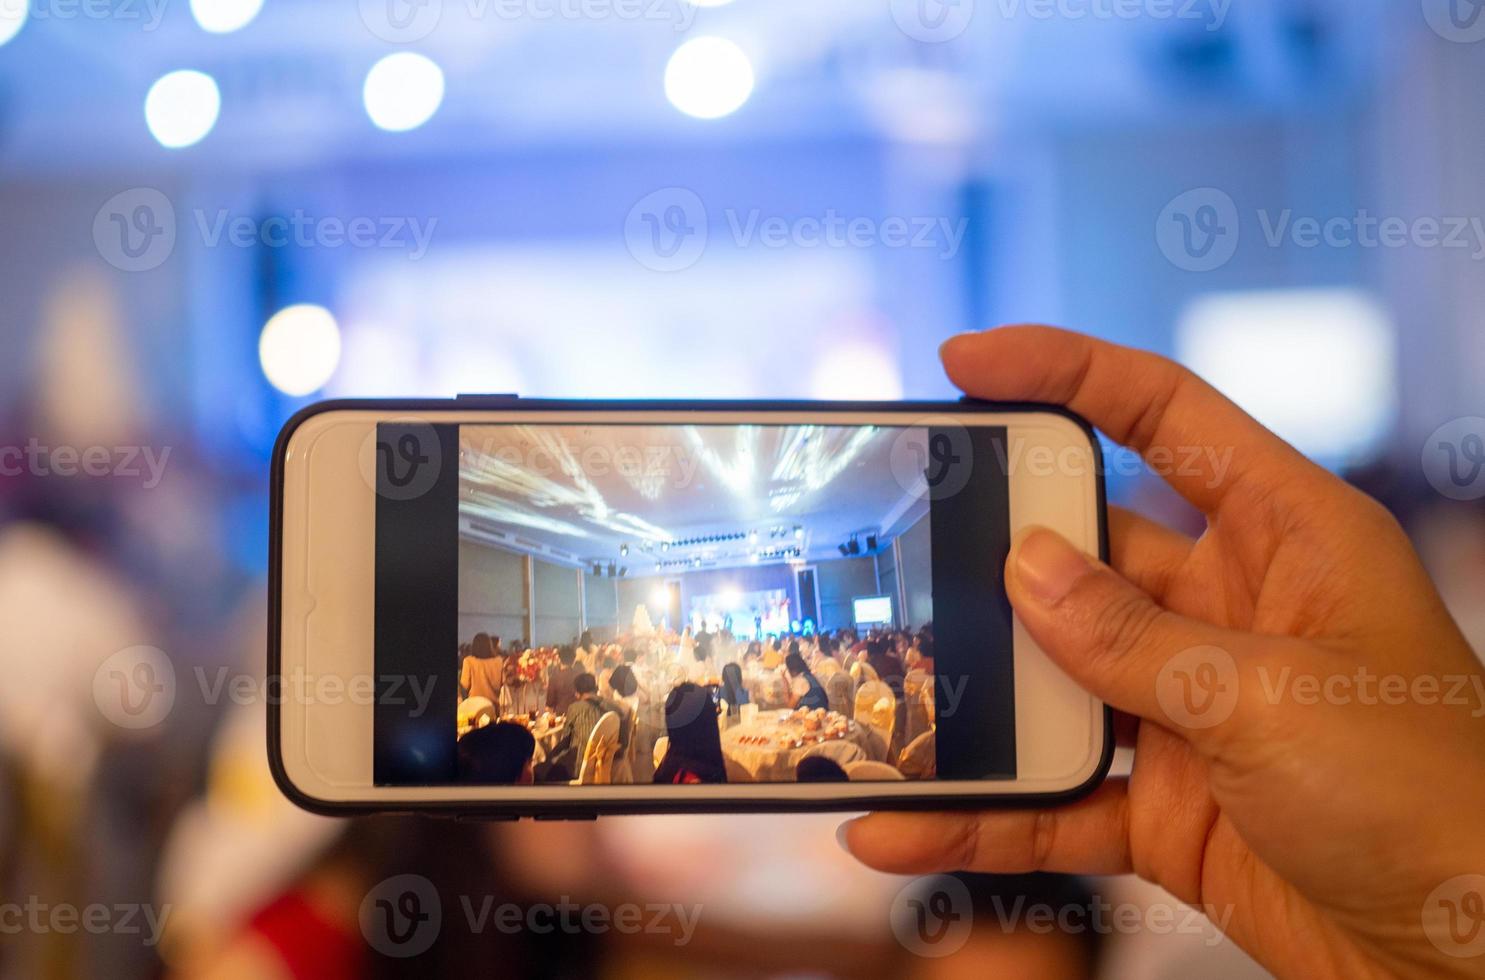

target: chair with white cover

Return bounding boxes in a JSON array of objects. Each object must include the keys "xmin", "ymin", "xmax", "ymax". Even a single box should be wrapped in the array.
[
  {"xmin": 457, "ymin": 697, "xmax": 496, "ymax": 734},
  {"xmin": 570, "ymin": 711, "xmax": 620, "ymax": 786},
  {"xmin": 898, "ymin": 730, "xmax": 936, "ymax": 780},
  {"xmin": 652, "ymin": 735, "xmax": 670, "ymax": 773},
  {"xmin": 854, "ymin": 680, "xmax": 896, "ymax": 760},
  {"xmin": 845, "ymin": 760, "xmax": 906, "ymax": 781},
  {"xmin": 824, "ymin": 671, "xmax": 853, "ymax": 718}
]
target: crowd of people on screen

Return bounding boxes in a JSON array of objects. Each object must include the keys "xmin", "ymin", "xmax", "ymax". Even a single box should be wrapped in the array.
[{"xmin": 455, "ymin": 622, "xmax": 939, "ymax": 785}]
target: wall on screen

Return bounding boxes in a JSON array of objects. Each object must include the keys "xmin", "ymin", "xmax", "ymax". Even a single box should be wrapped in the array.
[
  {"xmin": 533, "ymin": 558, "xmax": 582, "ymax": 646},
  {"xmin": 815, "ymin": 557, "xmax": 878, "ymax": 632},
  {"xmin": 583, "ymin": 571, "xmax": 619, "ymax": 642},
  {"xmin": 897, "ymin": 514, "xmax": 933, "ymax": 629},
  {"xmin": 875, "ymin": 547, "xmax": 899, "ymax": 623},
  {"xmin": 458, "ymin": 539, "xmax": 527, "ymax": 646}
]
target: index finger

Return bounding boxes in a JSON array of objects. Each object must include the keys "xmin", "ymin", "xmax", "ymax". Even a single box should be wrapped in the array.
[{"xmin": 940, "ymin": 325, "xmax": 1323, "ymax": 516}]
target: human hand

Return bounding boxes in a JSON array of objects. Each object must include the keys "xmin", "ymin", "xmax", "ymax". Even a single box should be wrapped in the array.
[{"xmin": 839, "ymin": 326, "xmax": 1485, "ymax": 979}]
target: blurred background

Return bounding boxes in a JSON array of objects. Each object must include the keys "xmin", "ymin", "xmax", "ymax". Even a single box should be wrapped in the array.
[{"xmin": 3, "ymin": 0, "xmax": 1485, "ymax": 976}]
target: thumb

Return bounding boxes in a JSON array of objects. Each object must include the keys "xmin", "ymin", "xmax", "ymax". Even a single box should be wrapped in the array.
[{"xmin": 1007, "ymin": 526, "xmax": 1251, "ymax": 748}]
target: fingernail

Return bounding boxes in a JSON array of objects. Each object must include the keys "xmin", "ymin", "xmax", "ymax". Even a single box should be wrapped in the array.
[
  {"xmin": 1013, "ymin": 527, "xmax": 1092, "ymax": 605},
  {"xmin": 938, "ymin": 331, "xmax": 980, "ymax": 360},
  {"xmin": 836, "ymin": 819, "xmax": 857, "ymax": 854}
]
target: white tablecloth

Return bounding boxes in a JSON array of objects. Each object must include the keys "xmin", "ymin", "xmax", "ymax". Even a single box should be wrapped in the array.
[{"xmin": 720, "ymin": 710, "xmax": 875, "ymax": 782}]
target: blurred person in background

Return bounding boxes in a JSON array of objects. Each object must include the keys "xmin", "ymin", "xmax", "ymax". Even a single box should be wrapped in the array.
[{"xmin": 545, "ymin": 645, "xmax": 582, "ymax": 715}]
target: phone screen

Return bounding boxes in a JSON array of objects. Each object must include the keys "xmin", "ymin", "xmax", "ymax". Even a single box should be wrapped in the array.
[{"xmin": 372, "ymin": 420, "xmax": 1016, "ymax": 787}]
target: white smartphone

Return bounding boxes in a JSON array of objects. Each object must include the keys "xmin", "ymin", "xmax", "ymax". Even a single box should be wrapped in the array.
[{"xmin": 269, "ymin": 398, "xmax": 1110, "ymax": 818}]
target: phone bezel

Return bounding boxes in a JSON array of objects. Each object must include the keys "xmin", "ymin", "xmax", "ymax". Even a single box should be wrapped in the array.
[{"xmin": 268, "ymin": 397, "xmax": 1113, "ymax": 819}]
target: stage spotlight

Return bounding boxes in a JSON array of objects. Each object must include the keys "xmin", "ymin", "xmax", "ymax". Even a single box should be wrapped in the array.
[
  {"xmin": 259, "ymin": 305, "xmax": 340, "ymax": 396},
  {"xmin": 748, "ymin": 529, "xmax": 758, "ymax": 544},
  {"xmin": 364, "ymin": 52, "xmax": 444, "ymax": 132},
  {"xmin": 651, "ymin": 588, "xmax": 669, "ymax": 606},
  {"xmin": 794, "ymin": 526, "xmax": 804, "ymax": 540},
  {"xmin": 619, "ymin": 567, "xmax": 628, "ymax": 577},
  {"xmin": 661, "ymin": 542, "xmax": 670, "ymax": 552},
  {"xmin": 620, "ymin": 543, "xmax": 629, "ymax": 556},
  {"xmin": 838, "ymin": 543, "xmax": 850, "ymax": 557},
  {"xmin": 692, "ymin": 557, "xmax": 702, "ymax": 567},
  {"xmin": 607, "ymin": 561, "xmax": 617, "ymax": 577},
  {"xmin": 866, "ymin": 534, "xmax": 878, "ymax": 552},
  {"xmin": 190, "ymin": 0, "xmax": 263, "ymax": 33},
  {"xmin": 848, "ymin": 536, "xmax": 861, "ymax": 556},
  {"xmin": 593, "ymin": 563, "xmax": 603, "ymax": 576},
  {"xmin": 664, "ymin": 36, "xmax": 754, "ymax": 120},
  {"xmin": 145, "ymin": 70, "xmax": 220, "ymax": 149}
]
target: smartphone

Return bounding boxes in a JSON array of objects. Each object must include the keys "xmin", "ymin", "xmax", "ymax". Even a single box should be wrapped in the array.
[{"xmin": 269, "ymin": 398, "xmax": 1111, "ymax": 818}]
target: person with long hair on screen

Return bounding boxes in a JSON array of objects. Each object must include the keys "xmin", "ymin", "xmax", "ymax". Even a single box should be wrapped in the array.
[
  {"xmin": 459, "ymin": 633, "xmax": 504, "ymax": 704},
  {"xmin": 653, "ymin": 683, "xmax": 727, "ymax": 785},
  {"xmin": 718, "ymin": 662, "xmax": 749, "ymax": 718}
]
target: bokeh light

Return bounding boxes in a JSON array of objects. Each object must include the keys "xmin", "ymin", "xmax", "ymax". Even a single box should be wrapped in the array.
[
  {"xmin": 363, "ymin": 53, "xmax": 445, "ymax": 133},
  {"xmin": 189, "ymin": 0, "xmax": 264, "ymax": 34},
  {"xmin": 144, "ymin": 70, "xmax": 221, "ymax": 149},
  {"xmin": 0, "ymin": 0, "xmax": 26, "ymax": 48},
  {"xmin": 664, "ymin": 37, "xmax": 754, "ymax": 120},
  {"xmin": 259, "ymin": 304, "xmax": 342, "ymax": 396}
]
